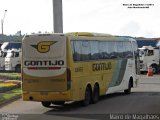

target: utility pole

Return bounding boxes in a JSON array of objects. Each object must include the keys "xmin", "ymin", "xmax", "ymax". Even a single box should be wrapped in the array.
[
  {"xmin": 53, "ymin": 0, "xmax": 63, "ymax": 33},
  {"xmin": 1, "ymin": 10, "xmax": 7, "ymax": 35}
]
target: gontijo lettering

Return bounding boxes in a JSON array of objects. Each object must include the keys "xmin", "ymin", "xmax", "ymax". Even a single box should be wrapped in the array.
[
  {"xmin": 24, "ymin": 60, "xmax": 64, "ymax": 66},
  {"xmin": 92, "ymin": 62, "xmax": 112, "ymax": 71}
]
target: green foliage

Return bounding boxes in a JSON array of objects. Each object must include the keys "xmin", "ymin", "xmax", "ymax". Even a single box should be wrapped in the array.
[
  {"xmin": 0, "ymin": 73, "xmax": 21, "ymax": 80},
  {"xmin": 0, "ymin": 80, "xmax": 4, "ymax": 83},
  {"xmin": 0, "ymin": 88, "xmax": 21, "ymax": 103},
  {"xmin": 0, "ymin": 73, "xmax": 21, "ymax": 93},
  {"xmin": 0, "ymin": 73, "xmax": 22, "ymax": 104},
  {"xmin": 0, "ymin": 81, "xmax": 21, "ymax": 93},
  {"xmin": 0, "ymin": 85, "xmax": 17, "ymax": 93}
]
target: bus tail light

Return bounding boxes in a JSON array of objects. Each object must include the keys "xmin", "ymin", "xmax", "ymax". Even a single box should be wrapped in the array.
[{"xmin": 67, "ymin": 68, "xmax": 71, "ymax": 90}]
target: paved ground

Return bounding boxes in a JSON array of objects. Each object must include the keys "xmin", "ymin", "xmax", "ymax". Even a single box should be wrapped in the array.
[
  {"xmin": 0, "ymin": 75, "xmax": 160, "ymax": 120},
  {"xmin": 132, "ymin": 75, "xmax": 160, "ymax": 92}
]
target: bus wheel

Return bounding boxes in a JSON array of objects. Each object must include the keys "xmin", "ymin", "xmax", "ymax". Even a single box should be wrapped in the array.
[
  {"xmin": 52, "ymin": 101, "xmax": 65, "ymax": 105},
  {"xmin": 92, "ymin": 84, "xmax": 99, "ymax": 104},
  {"xmin": 124, "ymin": 80, "xmax": 132, "ymax": 94},
  {"xmin": 41, "ymin": 101, "xmax": 51, "ymax": 107},
  {"xmin": 82, "ymin": 86, "xmax": 91, "ymax": 106}
]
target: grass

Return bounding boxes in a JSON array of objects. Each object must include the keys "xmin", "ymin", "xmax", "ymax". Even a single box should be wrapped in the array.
[
  {"xmin": 0, "ymin": 73, "xmax": 21, "ymax": 80},
  {"xmin": 0, "ymin": 88, "xmax": 21, "ymax": 103},
  {"xmin": 0, "ymin": 82, "xmax": 20, "ymax": 93},
  {"xmin": 0, "ymin": 80, "xmax": 4, "ymax": 83},
  {"xmin": 0, "ymin": 73, "xmax": 22, "ymax": 105}
]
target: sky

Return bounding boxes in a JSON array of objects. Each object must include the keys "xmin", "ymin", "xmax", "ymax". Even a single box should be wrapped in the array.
[{"xmin": 0, "ymin": 0, "xmax": 160, "ymax": 38}]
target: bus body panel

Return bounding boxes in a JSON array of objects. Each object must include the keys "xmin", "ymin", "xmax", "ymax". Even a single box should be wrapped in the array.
[
  {"xmin": 69, "ymin": 60, "xmax": 117, "ymax": 101},
  {"xmin": 106, "ymin": 59, "xmax": 136, "ymax": 94}
]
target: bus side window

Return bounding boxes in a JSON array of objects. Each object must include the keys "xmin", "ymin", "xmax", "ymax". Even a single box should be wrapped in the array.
[
  {"xmin": 124, "ymin": 42, "xmax": 133, "ymax": 58},
  {"xmin": 116, "ymin": 42, "xmax": 125, "ymax": 58},
  {"xmin": 90, "ymin": 41, "xmax": 99, "ymax": 60},
  {"xmin": 72, "ymin": 41, "xmax": 82, "ymax": 61},
  {"xmin": 81, "ymin": 41, "xmax": 91, "ymax": 61},
  {"xmin": 71, "ymin": 41, "xmax": 75, "ymax": 60},
  {"xmin": 99, "ymin": 41, "xmax": 109, "ymax": 59},
  {"xmin": 108, "ymin": 42, "xmax": 117, "ymax": 59}
]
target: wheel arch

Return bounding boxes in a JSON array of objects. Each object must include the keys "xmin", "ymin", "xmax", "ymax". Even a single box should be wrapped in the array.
[
  {"xmin": 86, "ymin": 83, "xmax": 92, "ymax": 94},
  {"xmin": 94, "ymin": 82, "xmax": 100, "ymax": 91}
]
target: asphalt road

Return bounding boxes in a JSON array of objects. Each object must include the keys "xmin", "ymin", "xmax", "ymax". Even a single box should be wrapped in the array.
[{"xmin": 1, "ymin": 75, "xmax": 160, "ymax": 120}]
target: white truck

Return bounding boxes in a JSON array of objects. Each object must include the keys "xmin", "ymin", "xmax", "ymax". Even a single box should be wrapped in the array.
[
  {"xmin": 139, "ymin": 46, "xmax": 160, "ymax": 74},
  {"xmin": 5, "ymin": 49, "xmax": 21, "ymax": 72},
  {"xmin": 1, "ymin": 42, "xmax": 22, "ymax": 72}
]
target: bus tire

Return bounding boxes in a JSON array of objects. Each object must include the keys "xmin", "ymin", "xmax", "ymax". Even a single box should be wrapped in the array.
[
  {"xmin": 124, "ymin": 80, "xmax": 132, "ymax": 94},
  {"xmin": 41, "ymin": 101, "xmax": 51, "ymax": 107},
  {"xmin": 82, "ymin": 86, "xmax": 91, "ymax": 106},
  {"xmin": 91, "ymin": 84, "xmax": 99, "ymax": 104},
  {"xmin": 52, "ymin": 101, "xmax": 65, "ymax": 105}
]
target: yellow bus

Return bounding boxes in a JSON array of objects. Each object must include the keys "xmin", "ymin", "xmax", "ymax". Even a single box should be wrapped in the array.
[{"xmin": 22, "ymin": 32, "xmax": 139, "ymax": 107}]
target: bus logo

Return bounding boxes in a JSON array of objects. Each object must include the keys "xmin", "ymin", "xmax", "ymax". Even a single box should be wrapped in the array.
[{"xmin": 31, "ymin": 41, "xmax": 57, "ymax": 53}]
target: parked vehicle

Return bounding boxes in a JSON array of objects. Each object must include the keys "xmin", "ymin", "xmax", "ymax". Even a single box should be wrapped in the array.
[
  {"xmin": 22, "ymin": 33, "xmax": 139, "ymax": 107},
  {"xmin": 5, "ymin": 49, "xmax": 21, "ymax": 72},
  {"xmin": 139, "ymin": 46, "xmax": 160, "ymax": 74},
  {"xmin": 1, "ymin": 42, "xmax": 21, "ymax": 72}
]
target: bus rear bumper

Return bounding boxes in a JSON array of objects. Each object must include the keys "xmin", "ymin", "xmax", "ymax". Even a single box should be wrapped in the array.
[{"xmin": 22, "ymin": 91, "xmax": 72, "ymax": 102}]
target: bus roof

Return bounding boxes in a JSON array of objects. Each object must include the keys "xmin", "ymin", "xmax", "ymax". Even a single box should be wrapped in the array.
[
  {"xmin": 23, "ymin": 32, "xmax": 136, "ymax": 42},
  {"xmin": 66, "ymin": 32, "xmax": 112, "ymax": 37},
  {"xmin": 66, "ymin": 32, "xmax": 136, "ymax": 42}
]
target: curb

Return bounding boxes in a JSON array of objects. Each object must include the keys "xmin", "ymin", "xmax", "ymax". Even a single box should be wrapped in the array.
[{"xmin": 0, "ymin": 95, "xmax": 21, "ymax": 108}]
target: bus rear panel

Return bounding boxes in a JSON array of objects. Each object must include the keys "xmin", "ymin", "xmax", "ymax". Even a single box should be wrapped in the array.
[{"xmin": 22, "ymin": 34, "xmax": 72, "ymax": 101}]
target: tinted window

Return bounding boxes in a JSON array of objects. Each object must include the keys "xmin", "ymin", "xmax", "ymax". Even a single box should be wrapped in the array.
[
  {"xmin": 132, "ymin": 41, "xmax": 138, "ymax": 55},
  {"xmin": 124, "ymin": 42, "xmax": 133, "ymax": 58},
  {"xmin": 90, "ymin": 41, "xmax": 99, "ymax": 60},
  {"xmin": 137, "ymin": 40, "xmax": 157, "ymax": 48},
  {"xmin": 108, "ymin": 42, "xmax": 117, "ymax": 59},
  {"xmin": 71, "ymin": 40, "xmax": 135, "ymax": 61},
  {"xmin": 81, "ymin": 41, "xmax": 91, "ymax": 61},
  {"xmin": 5, "ymin": 43, "xmax": 21, "ymax": 50},
  {"xmin": 99, "ymin": 41, "xmax": 109, "ymax": 59},
  {"xmin": 117, "ymin": 42, "xmax": 125, "ymax": 58},
  {"xmin": 72, "ymin": 41, "xmax": 82, "ymax": 61}
]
